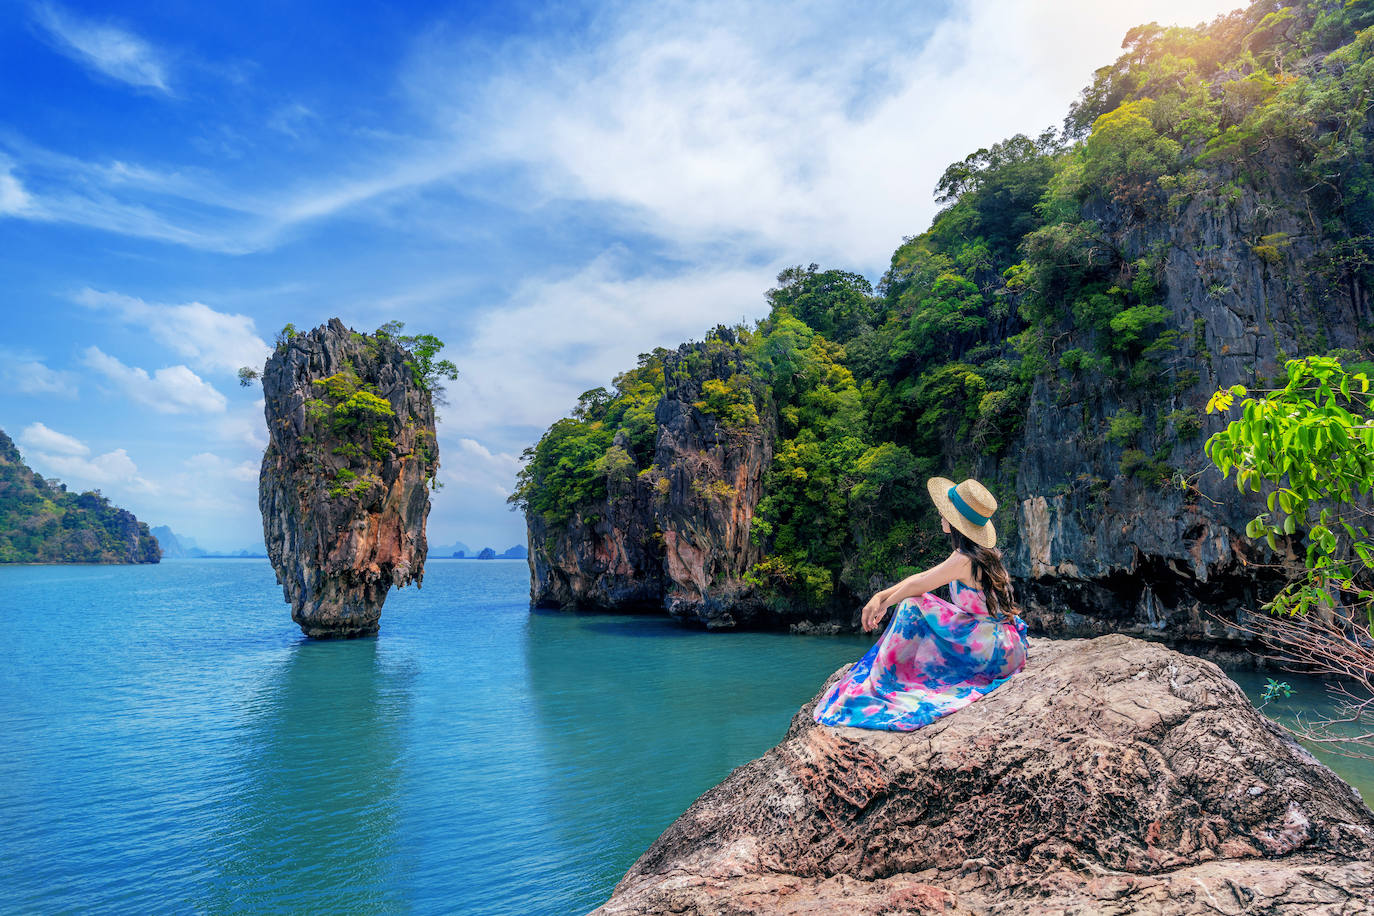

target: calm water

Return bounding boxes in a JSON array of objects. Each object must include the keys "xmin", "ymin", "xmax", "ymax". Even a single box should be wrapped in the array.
[{"xmin": 1, "ymin": 560, "xmax": 1369, "ymax": 915}]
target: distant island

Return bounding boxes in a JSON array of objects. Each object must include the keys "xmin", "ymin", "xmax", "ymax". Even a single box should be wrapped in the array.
[
  {"xmin": 445, "ymin": 544, "xmax": 527, "ymax": 559},
  {"xmin": 150, "ymin": 527, "xmax": 266, "ymax": 559},
  {"xmin": 0, "ymin": 429, "xmax": 160, "ymax": 564}
]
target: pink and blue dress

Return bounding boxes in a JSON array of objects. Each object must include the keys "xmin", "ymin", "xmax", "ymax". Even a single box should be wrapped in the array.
[{"xmin": 814, "ymin": 579, "xmax": 1029, "ymax": 731}]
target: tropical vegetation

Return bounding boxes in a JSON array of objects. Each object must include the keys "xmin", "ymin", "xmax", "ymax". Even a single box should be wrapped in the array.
[
  {"xmin": 513, "ymin": 0, "xmax": 1374, "ymax": 612},
  {"xmin": 0, "ymin": 430, "xmax": 161, "ymax": 564}
]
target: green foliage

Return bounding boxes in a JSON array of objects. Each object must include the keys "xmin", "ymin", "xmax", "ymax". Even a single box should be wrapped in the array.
[
  {"xmin": 1252, "ymin": 232, "xmax": 1291, "ymax": 265},
  {"xmin": 1162, "ymin": 407, "xmax": 1204, "ymax": 439},
  {"xmin": 765, "ymin": 264, "xmax": 876, "ymax": 341},
  {"xmin": 1205, "ymin": 355, "xmax": 1374, "ymax": 632},
  {"xmin": 0, "ymin": 431, "xmax": 161, "ymax": 564},
  {"xmin": 694, "ymin": 375, "xmax": 760, "ymax": 429},
  {"xmin": 1106, "ymin": 409, "xmax": 1144, "ymax": 447},
  {"xmin": 305, "ymin": 368, "xmax": 398, "ymax": 461},
  {"xmin": 509, "ymin": 350, "xmax": 667, "ymax": 526},
  {"xmin": 374, "ymin": 320, "xmax": 459, "ymax": 399},
  {"xmin": 1119, "ymin": 447, "xmax": 1174, "ymax": 484},
  {"xmin": 275, "ymin": 323, "xmax": 298, "ymax": 349},
  {"xmin": 1053, "ymin": 99, "xmax": 1181, "ymax": 214},
  {"xmin": 1259, "ymin": 678, "xmax": 1295, "ymax": 708}
]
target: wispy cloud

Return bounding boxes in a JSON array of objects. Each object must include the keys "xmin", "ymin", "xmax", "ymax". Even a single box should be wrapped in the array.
[
  {"xmin": 0, "ymin": 349, "xmax": 78, "ymax": 397},
  {"xmin": 76, "ymin": 288, "xmax": 271, "ymax": 374},
  {"xmin": 405, "ymin": 0, "xmax": 1242, "ymax": 268},
  {"xmin": 82, "ymin": 346, "xmax": 228, "ymax": 414},
  {"xmin": 32, "ymin": 2, "xmax": 172, "ymax": 94},
  {"xmin": 0, "ymin": 158, "xmax": 34, "ymax": 215}
]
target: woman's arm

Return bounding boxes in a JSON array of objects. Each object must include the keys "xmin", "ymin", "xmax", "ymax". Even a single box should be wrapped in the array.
[{"xmin": 860, "ymin": 552, "xmax": 971, "ymax": 631}]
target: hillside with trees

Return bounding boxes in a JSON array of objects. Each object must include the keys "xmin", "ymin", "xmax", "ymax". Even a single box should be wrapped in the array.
[{"xmin": 0, "ymin": 429, "xmax": 161, "ymax": 564}]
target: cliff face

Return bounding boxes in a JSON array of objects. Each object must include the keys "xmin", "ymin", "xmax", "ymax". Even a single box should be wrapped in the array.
[
  {"xmin": 596, "ymin": 635, "xmax": 1374, "ymax": 915},
  {"xmin": 1001, "ymin": 177, "xmax": 1363, "ymax": 655},
  {"xmin": 0, "ymin": 429, "xmax": 160, "ymax": 564},
  {"xmin": 259, "ymin": 319, "xmax": 437, "ymax": 638},
  {"xmin": 520, "ymin": 3, "xmax": 1374, "ymax": 650},
  {"xmin": 528, "ymin": 339, "xmax": 778, "ymax": 628}
]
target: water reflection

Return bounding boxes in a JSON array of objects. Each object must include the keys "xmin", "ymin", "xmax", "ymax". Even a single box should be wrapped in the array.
[
  {"xmin": 522, "ymin": 609, "xmax": 871, "ymax": 912},
  {"xmin": 207, "ymin": 638, "xmax": 414, "ymax": 913}
]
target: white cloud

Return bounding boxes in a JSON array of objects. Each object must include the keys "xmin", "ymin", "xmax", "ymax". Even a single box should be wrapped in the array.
[
  {"xmin": 215, "ymin": 398, "xmax": 268, "ymax": 449},
  {"xmin": 75, "ymin": 289, "xmax": 271, "ymax": 374},
  {"xmin": 32, "ymin": 2, "xmax": 172, "ymax": 93},
  {"xmin": 186, "ymin": 451, "xmax": 258, "ymax": 482},
  {"xmin": 0, "ymin": 159, "xmax": 33, "ymax": 215},
  {"xmin": 439, "ymin": 436, "xmax": 522, "ymax": 498},
  {"xmin": 0, "ymin": 350, "xmax": 78, "ymax": 397},
  {"xmin": 31, "ymin": 447, "xmax": 156, "ymax": 493},
  {"xmin": 408, "ymin": 0, "xmax": 1243, "ymax": 268},
  {"xmin": 82, "ymin": 346, "xmax": 228, "ymax": 414},
  {"xmin": 20, "ymin": 421, "xmax": 88, "ymax": 456},
  {"xmin": 449, "ymin": 251, "xmax": 775, "ymax": 434}
]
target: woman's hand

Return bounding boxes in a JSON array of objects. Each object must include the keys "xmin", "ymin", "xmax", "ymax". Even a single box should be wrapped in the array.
[{"xmin": 861, "ymin": 592, "xmax": 888, "ymax": 632}]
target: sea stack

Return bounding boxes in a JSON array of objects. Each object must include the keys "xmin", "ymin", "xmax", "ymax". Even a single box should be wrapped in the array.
[{"xmin": 259, "ymin": 318, "xmax": 438, "ymax": 638}]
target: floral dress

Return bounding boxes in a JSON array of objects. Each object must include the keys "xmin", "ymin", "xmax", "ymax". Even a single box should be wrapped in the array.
[{"xmin": 813, "ymin": 579, "xmax": 1029, "ymax": 731}]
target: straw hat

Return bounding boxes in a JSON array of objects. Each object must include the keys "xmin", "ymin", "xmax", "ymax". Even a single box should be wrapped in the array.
[{"xmin": 927, "ymin": 476, "xmax": 998, "ymax": 548}]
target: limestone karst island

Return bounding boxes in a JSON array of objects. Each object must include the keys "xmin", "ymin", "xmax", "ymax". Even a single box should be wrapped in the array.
[{"xmin": 3, "ymin": 0, "xmax": 1373, "ymax": 914}]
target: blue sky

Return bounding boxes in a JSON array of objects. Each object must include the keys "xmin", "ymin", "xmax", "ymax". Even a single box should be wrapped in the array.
[{"xmin": 0, "ymin": 0, "xmax": 1240, "ymax": 552}]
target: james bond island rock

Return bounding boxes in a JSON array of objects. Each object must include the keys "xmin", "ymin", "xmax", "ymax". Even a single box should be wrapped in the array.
[
  {"xmin": 516, "ymin": 1, "xmax": 1374, "ymax": 654},
  {"xmin": 0, "ymin": 428, "xmax": 161, "ymax": 564},
  {"xmin": 595, "ymin": 635, "xmax": 1374, "ymax": 916},
  {"xmin": 259, "ymin": 319, "xmax": 439, "ymax": 638}
]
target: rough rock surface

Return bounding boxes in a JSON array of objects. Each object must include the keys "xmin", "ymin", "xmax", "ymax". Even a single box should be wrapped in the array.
[
  {"xmin": 529, "ymin": 339, "xmax": 779, "ymax": 628},
  {"xmin": 595, "ymin": 634, "xmax": 1374, "ymax": 915},
  {"xmin": 1001, "ymin": 177, "xmax": 1362, "ymax": 660},
  {"xmin": 260, "ymin": 319, "xmax": 437, "ymax": 638}
]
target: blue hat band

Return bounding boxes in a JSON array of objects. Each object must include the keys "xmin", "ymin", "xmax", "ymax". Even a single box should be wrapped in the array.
[{"xmin": 948, "ymin": 486, "xmax": 990, "ymax": 527}]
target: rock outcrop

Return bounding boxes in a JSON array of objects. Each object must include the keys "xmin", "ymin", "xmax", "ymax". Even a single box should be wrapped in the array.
[
  {"xmin": 595, "ymin": 634, "xmax": 1374, "ymax": 915},
  {"xmin": 259, "ymin": 319, "xmax": 438, "ymax": 638},
  {"xmin": 529, "ymin": 338, "xmax": 780, "ymax": 628}
]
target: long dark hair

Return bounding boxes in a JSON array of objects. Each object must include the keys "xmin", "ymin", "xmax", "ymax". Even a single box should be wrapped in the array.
[{"xmin": 948, "ymin": 527, "xmax": 1018, "ymax": 621}]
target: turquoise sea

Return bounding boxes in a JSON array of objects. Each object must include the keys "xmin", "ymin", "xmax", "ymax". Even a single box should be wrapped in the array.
[{"xmin": 2, "ymin": 559, "xmax": 1370, "ymax": 915}]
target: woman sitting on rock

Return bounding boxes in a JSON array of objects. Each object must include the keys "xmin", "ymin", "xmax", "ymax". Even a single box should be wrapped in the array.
[{"xmin": 814, "ymin": 476, "xmax": 1029, "ymax": 731}]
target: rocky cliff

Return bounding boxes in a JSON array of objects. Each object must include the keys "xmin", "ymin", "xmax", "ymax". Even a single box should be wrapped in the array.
[
  {"xmin": 0, "ymin": 429, "xmax": 160, "ymax": 564},
  {"xmin": 595, "ymin": 635, "xmax": 1374, "ymax": 915},
  {"xmin": 1005, "ymin": 176, "xmax": 1363, "ymax": 656},
  {"xmin": 528, "ymin": 336, "xmax": 780, "ymax": 628},
  {"xmin": 259, "ymin": 319, "xmax": 438, "ymax": 638},
  {"xmin": 517, "ymin": 1, "xmax": 1374, "ymax": 654}
]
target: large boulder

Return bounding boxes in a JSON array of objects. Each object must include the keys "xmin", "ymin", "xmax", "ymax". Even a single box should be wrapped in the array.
[
  {"xmin": 259, "ymin": 319, "xmax": 438, "ymax": 638},
  {"xmin": 595, "ymin": 634, "xmax": 1374, "ymax": 915}
]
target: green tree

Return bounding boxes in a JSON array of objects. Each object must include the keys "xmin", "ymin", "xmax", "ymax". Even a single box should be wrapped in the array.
[{"xmin": 1206, "ymin": 355, "xmax": 1374, "ymax": 757}]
